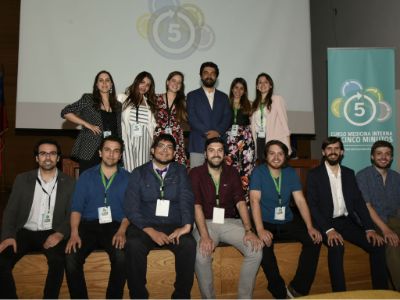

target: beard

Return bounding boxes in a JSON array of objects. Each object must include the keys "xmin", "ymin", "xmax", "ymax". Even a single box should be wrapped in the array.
[
  {"xmin": 207, "ymin": 156, "xmax": 223, "ymax": 169},
  {"xmin": 201, "ymin": 77, "xmax": 216, "ymax": 88},
  {"xmin": 324, "ymin": 153, "xmax": 343, "ymax": 165},
  {"xmin": 153, "ymin": 155, "xmax": 174, "ymax": 166}
]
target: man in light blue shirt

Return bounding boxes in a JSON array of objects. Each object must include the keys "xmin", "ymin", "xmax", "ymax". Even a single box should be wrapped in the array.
[{"xmin": 356, "ymin": 140, "xmax": 400, "ymax": 290}]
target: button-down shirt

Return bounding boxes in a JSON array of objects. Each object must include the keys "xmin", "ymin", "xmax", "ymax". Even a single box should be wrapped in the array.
[
  {"xmin": 189, "ymin": 163, "xmax": 244, "ymax": 219},
  {"xmin": 325, "ymin": 161, "xmax": 348, "ymax": 218},
  {"xmin": 24, "ymin": 169, "xmax": 58, "ymax": 231},
  {"xmin": 356, "ymin": 165, "xmax": 400, "ymax": 222}
]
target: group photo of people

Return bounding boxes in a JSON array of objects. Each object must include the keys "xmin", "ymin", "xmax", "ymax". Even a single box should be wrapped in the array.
[{"xmin": 0, "ymin": 61, "xmax": 399, "ymax": 299}]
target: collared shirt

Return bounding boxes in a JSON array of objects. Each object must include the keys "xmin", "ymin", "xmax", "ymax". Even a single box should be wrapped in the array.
[
  {"xmin": 203, "ymin": 87, "xmax": 215, "ymax": 109},
  {"xmin": 24, "ymin": 169, "xmax": 58, "ymax": 231},
  {"xmin": 71, "ymin": 164, "xmax": 130, "ymax": 222},
  {"xmin": 325, "ymin": 161, "xmax": 348, "ymax": 218},
  {"xmin": 152, "ymin": 162, "xmax": 169, "ymax": 179},
  {"xmin": 189, "ymin": 163, "xmax": 244, "ymax": 219},
  {"xmin": 356, "ymin": 165, "xmax": 400, "ymax": 222},
  {"xmin": 249, "ymin": 164, "xmax": 302, "ymax": 224}
]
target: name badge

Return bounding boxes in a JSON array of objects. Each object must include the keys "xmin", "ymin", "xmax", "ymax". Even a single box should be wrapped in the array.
[
  {"xmin": 98, "ymin": 206, "xmax": 112, "ymax": 224},
  {"xmin": 165, "ymin": 127, "xmax": 172, "ymax": 135},
  {"xmin": 230, "ymin": 125, "xmax": 239, "ymax": 137},
  {"xmin": 274, "ymin": 206, "xmax": 286, "ymax": 221},
  {"xmin": 103, "ymin": 130, "xmax": 112, "ymax": 138},
  {"xmin": 212, "ymin": 207, "xmax": 225, "ymax": 224},
  {"xmin": 156, "ymin": 199, "xmax": 170, "ymax": 217},
  {"xmin": 257, "ymin": 126, "xmax": 265, "ymax": 138},
  {"xmin": 132, "ymin": 123, "xmax": 143, "ymax": 137},
  {"xmin": 42, "ymin": 212, "xmax": 52, "ymax": 230}
]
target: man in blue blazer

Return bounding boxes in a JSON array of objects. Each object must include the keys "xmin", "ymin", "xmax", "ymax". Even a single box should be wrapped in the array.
[
  {"xmin": 187, "ymin": 61, "xmax": 231, "ymax": 168},
  {"xmin": 307, "ymin": 136, "xmax": 388, "ymax": 292}
]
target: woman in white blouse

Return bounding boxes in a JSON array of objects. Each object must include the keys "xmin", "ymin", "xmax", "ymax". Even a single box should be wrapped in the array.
[{"xmin": 118, "ymin": 71, "xmax": 157, "ymax": 172}]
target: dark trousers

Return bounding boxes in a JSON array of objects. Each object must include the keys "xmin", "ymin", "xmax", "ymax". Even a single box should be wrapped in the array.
[
  {"xmin": 260, "ymin": 216, "xmax": 321, "ymax": 299},
  {"xmin": 125, "ymin": 224, "xmax": 196, "ymax": 299},
  {"xmin": 0, "ymin": 228, "xmax": 66, "ymax": 299},
  {"xmin": 326, "ymin": 217, "xmax": 388, "ymax": 292},
  {"xmin": 65, "ymin": 221, "xmax": 126, "ymax": 299}
]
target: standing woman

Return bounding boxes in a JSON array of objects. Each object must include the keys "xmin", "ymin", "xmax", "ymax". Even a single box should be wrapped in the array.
[
  {"xmin": 154, "ymin": 71, "xmax": 188, "ymax": 166},
  {"xmin": 225, "ymin": 78, "xmax": 255, "ymax": 199},
  {"xmin": 118, "ymin": 71, "xmax": 157, "ymax": 172},
  {"xmin": 61, "ymin": 70, "xmax": 121, "ymax": 174},
  {"xmin": 250, "ymin": 73, "xmax": 291, "ymax": 162}
]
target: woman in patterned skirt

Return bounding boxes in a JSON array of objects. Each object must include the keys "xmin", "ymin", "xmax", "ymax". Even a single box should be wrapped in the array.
[
  {"xmin": 225, "ymin": 77, "xmax": 255, "ymax": 200},
  {"xmin": 118, "ymin": 71, "xmax": 157, "ymax": 172},
  {"xmin": 154, "ymin": 71, "xmax": 188, "ymax": 166}
]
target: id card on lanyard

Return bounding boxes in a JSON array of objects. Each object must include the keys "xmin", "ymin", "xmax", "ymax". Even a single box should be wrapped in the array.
[
  {"xmin": 210, "ymin": 173, "xmax": 225, "ymax": 224},
  {"xmin": 36, "ymin": 177, "xmax": 58, "ymax": 230},
  {"xmin": 230, "ymin": 108, "xmax": 239, "ymax": 137},
  {"xmin": 132, "ymin": 105, "xmax": 143, "ymax": 137},
  {"xmin": 154, "ymin": 169, "xmax": 170, "ymax": 217},
  {"xmin": 258, "ymin": 104, "xmax": 265, "ymax": 138},
  {"xmin": 164, "ymin": 96, "xmax": 175, "ymax": 135},
  {"xmin": 99, "ymin": 168, "xmax": 116, "ymax": 224},
  {"xmin": 270, "ymin": 170, "xmax": 285, "ymax": 221}
]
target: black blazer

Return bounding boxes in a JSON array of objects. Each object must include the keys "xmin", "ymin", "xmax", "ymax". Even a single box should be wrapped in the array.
[
  {"xmin": 1, "ymin": 169, "xmax": 75, "ymax": 240},
  {"xmin": 306, "ymin": 163, "xmax": 375, "ymax": 234}
]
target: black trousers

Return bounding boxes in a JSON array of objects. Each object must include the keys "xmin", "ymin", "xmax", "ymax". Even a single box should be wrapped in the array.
[
  {"xmin": 0, "ymin": 228, "xmax": 66, "ymax": 299},
  {"xmin": 326, "ymin": 216, "xmax": 388, "ymax": 292},
  {"xmin": 260, "ymin": 215, "xmax": 321, "ymax": 299},
  {"xmin": 65, "ymin": 220, "xmax": 126, "ymax": 299},
  {"xmin": 125, "ymin": 224, "xmax": 196, "ymax": 299}
]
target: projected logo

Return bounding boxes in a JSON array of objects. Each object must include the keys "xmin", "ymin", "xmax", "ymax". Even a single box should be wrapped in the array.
[
  {"xmin": 137, "ymin": 0, "xmax": 215, "ymax": 59},
  {"xmin": 330, "ymin": 80, "xmax": 392, "ymax": 126}
]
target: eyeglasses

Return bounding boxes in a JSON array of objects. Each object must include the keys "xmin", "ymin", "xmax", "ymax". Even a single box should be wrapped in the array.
[
  {"xmin": 38, "ymin": 151, "xmax": 58, "ymax": 158},
  {"xmin": 156, "ymin": 143, "xmax": 174, "ymax": 151}
]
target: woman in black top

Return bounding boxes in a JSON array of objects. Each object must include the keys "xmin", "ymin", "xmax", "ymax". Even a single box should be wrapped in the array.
[
  {"xmin": 225, "ymin": 78, "xmax": 256, "ymax": 201},
  {"xmin": 61, "ymin": 70, "xmax": 122, "ymax": 174}
]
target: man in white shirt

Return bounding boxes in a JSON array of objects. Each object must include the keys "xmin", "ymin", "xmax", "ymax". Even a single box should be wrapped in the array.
[
  {"xmin": 306, "ymin": 136, "xmax": 388, "ymax": 292},
  {"xmin": 0, "ymin": 139, "xmax": 75, "ymax": 298}
]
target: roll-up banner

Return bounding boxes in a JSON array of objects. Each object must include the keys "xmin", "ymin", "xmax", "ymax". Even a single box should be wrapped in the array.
[{"xmin": 328, "ymin": 48, "xmax": 396, "ymax": 171}]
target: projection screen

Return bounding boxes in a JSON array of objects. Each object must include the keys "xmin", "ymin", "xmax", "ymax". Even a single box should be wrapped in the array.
[{"xmin": 16, "ymin": 0, "xmax": 315, "ymax": 134}]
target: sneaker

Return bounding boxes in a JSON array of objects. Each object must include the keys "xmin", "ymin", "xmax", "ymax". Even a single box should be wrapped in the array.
[{"xmin": 286, "ymin": 285, "xmax": 302, "ymax": 299}]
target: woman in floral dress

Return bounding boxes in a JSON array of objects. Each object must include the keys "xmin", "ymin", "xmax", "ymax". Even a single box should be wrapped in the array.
[
  {"xmin": 154, "ymin": 71, "xmax": 188, "ymax": 166},
  {"xmin": 225, "ymin": 77, "xmax": 255, "ymax": 200}
]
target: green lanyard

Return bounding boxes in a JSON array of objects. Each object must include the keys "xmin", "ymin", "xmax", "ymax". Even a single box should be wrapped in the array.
[
  {"xmin": 260, "ymin": 103, "xmax": 265, "ymax": 127},
  {"xmin": 153, "ymin": 169, "xmax": 166, "ymax": 199},
  {"xmin": 233, "ymin": 108, "xmax": 238, "ymax": 124},
  {"xmin": 100, "ymin": 168, "xmax": 117, "ymax": 205},
  {"xmin": 209, "ymin": 173, "xmax": 220, "ymax": 207},
  {"xmin": 269, "ymin": 170, "xmax": 282, "ymax": 206}
]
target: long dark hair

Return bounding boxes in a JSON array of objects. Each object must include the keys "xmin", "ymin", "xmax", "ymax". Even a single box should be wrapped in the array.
[
  {"xmin": 165, "ymin": 71, "xmax": 187, "ymax": 122},
  {"xmin": 123, "ymin": 71, "xmax": 156, "ymax": 113},
  {"xmin": 228, "ymin": 77, "xmax": 251, "ymax": 115},
  {"xmin": 251, "ymin": 73, "xmax": 274, "ymax": 114},
  {"xmin": 92, "ymin": 70, "xmax": 119, "ymax": 111}
]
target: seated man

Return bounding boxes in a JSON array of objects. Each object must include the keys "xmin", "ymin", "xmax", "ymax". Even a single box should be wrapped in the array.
[
  {"xmin": 124, "ymin": 134, "xmax": 196, "ymax": 299},
  {"xmin": 307, "ymin": 136, "xmax": 388, "ymax": 291},
  {"xmin": 250, "ymin": 140, "xmax": 322, "ymax": 298},
  {"xmin": 356, "ymin": 140, "xmax": 400, "ymax": 290},
  {"xmin": 189, "ymin": 137, "xmax": 263, "ymax": 299},
  {"xmin": 65, "ymin": 136, "xmax": 130, "ymax": 299},
  {"xmin": 0, "ymin": 139, "xmax": 75, "ymax": 299}
]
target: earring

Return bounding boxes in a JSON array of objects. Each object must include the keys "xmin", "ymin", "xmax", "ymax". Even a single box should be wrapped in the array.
[{"xmin": 109, "ymin": 88, "xmax": 113, "ymax": 94}]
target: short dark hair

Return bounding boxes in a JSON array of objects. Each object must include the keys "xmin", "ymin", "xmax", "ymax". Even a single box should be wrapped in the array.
[
  {"xmin": 99, "ymin": 136, "xmax": 125, "ymax": 153},
  {"xmin": 371, "ymin": 140, "xmax": 393, "ymax": 156},
  {"xmin": 264, "ymin": 140, "xmax": 289, "ymax": 166},
  {"xmin": 199, "ymin": 61, "xmax": 219, "ymax": 77},
  {"xmin": 34, "ymin": 139, "xmax": 61, "ymax": 157},
  {"xmin": 321, "ymin": 136, "xmax": 344, "ymax": 151},
  {"xmin": 205, "ymin": 136, "xmax": 225, "ymax": 151},
  {"xmin": 151, "ymin": 134, "xmax": 177, "ymax": 150}
]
